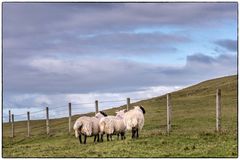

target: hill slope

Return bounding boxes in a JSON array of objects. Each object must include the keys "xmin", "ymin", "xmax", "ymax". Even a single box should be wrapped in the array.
[{"xmin": 2, "ymin": 75, "xmax": 237, "ymax": 157}]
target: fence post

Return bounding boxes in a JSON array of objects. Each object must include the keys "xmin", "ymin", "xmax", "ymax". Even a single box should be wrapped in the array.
[
  {"xmin": 127, "ymin": 98, "xmax": 130, "ymax": 111},
  {"xmin": 167, "ymin": 94, "xmax": 172, "ymax": 134},
  {"xmin": 11, "ymin": 114, "xmax": 14, "ymax": 138},
  {"xmin": 68, "ymin": 103, "xmax": 72, "ymax": 134},
  {"xmin": 95, "ymin": 100, "xmax": 98, "ymax": 114},
  {"xmin": 216, "ymin": 89, "xmax": 221, "ymax": 132},
  {"xmin": 9, "ymin": 110, "xmax": 11, "ymax": 137},
  {"xmin": 27, "ymin": 111, "xmax": 30, "ymax": 137},
  {"xmin": 9, "ymin": 110, "xmax": 11, "ymax": 123},
  {"xmin": 46, "ymin": 107, "xmax": 49, "ymax": 135}
]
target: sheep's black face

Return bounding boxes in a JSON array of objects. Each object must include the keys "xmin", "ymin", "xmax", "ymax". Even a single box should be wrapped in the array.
[
  {"xmin": 100, "ymin": 111, "xmax": 108, "ymax": 117},
  {"xmin": 139, "ymin": 106, "xmax": 146, "ymax": 114}
]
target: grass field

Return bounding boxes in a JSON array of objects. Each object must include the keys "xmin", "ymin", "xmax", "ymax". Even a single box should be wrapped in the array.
[{"xmin": 2, "ymin": 75, "xmax": 238, "ymax": 157}]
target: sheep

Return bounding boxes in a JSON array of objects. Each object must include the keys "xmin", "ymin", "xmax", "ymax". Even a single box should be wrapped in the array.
[
  {"xmin": 114, "ymin": 110, "xmax": 127, "ymax": 140},
  {"xmin": 73, "ymin": 111, "xmax": 107, "ymax": 144},
  {"xmin": 123, "ymin": 105, "xmax": 146, "ymax": 139},
  {"xmin": 99, "ymin": 110, "xmax": 127, "ymax": 141},
  {"xmin": 99, "ymin": 115, "xmax": 115, "ymax": 141}
]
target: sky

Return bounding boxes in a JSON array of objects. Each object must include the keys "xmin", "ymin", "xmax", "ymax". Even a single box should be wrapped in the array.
[{"xmin": 3, "ymin": 2, "xmax": 237, "ymax": 122}]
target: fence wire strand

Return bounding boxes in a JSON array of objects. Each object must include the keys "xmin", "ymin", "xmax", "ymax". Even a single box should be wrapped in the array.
[
  {"xmin": 71, "ymin": 102, "xmax": 94, "ymax": 106},
  {"xmin": 31, "ymin": 109, "xmax": 45, "ymax": 114}
]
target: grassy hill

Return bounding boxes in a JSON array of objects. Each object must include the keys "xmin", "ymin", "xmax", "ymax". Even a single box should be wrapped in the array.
[{"xmin": 2, "ymin": 75, "xmax": 237, "ymax": 157}]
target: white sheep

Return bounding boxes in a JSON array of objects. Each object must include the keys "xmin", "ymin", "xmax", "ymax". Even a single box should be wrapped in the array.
[
  {"xmin": 73, "ymin": 111, "xmax": 107, "ymax": 144},
  {"xmin": 123, "ymin": 105, "xmax": 146, "ymax": 139},
  {"xmin": 114, "ymin": 110, "xmax": 127, "ymax": 140},
  {"xmin": 99, "ymin": 115, "xmax": 115, "ymax": 141},
  {"xmin": 99, "ymin": 110, "xmax": 127, "ymax": 141}
]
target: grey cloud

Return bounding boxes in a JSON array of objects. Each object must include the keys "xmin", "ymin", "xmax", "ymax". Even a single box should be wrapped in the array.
[
  {"xmin": 3, "ymin": 32, "xmax": 189, "ymax": 61},
  {"xmin": 215, "ymin": 39, "xmax": 237, "ymax": 52},
  {"xmin": 4, "ymin": 53, "xmax": 237, "ymax": 95},
  {"xmin": 3, "ymin": 2, "xmax": 236, "ymax": 61},
  {"xmin": 186, "ymin": 53, "xmax": 216, "ymax": 65},
  {"xmin": 147, "ymin": 53, "xmax": 237, "ymax": 85},
  {"xmin": 3, "ymin": 3, "xmax": 237, "ymax": 38}
]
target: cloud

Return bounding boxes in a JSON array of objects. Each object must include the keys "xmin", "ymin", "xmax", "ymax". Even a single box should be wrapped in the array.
[
  {"xmin": 3, "ymin": 3, "xmax": 237, "ymax": 56},
  {"xmin": 3, "ymin": 3, "xmax": 237, "ymax": 38},
  {"xmin": 3, "ymin": 31, "xmax": 189, "ymax": 63},
  {"xmin": 4, "ymin": 52, "xmax": 237, "ymax": 95},
  {"xmin": 3, "ymin": 52, "xmax": 237, "ymax": 121},
  {"xmin": 215, "ymin": 39, "xmax": 237, "ymax": 52}
]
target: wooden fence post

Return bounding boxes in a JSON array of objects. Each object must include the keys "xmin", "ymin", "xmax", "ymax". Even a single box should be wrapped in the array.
[
  {"xmin": 216, "ymin": 89, "xmax": 221, "ymax": 132},
  {"xmin": 46, "ymin": 107, "xmax": 49, "ymax": 135},
  {"xmin": 68, "ymin": 103, "xmax": 72, "ymax": 134},
  {"xmin": 167, "ymin": 94, "xmax": 172, "ymax": 134},
  {"xmin": 11, "ymin": 114, "xmax": 14, "ymax": 138},
  {"xmin": 95, "ymin": 100, "xmax": 98, "ymax": 114},
  {"xmin": 9, "ymin": 110, "xmax": 11, "ymax": 123},
  {"xmin": 9, "ymin": 110, "xmax": 11, "ymax": 137},
  {"xmin": 127, "ymin": 98, "xmax": 130, "ymax": 111},
  {"xmin": 27, "ymin": 111, "xmax": 30, "ymax": 137}
]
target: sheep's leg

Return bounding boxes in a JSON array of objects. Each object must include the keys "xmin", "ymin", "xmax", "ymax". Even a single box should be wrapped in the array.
[
  {"xmin": 117, "ymin": 134, "xmax": 119, "ymax": 140},
  {"xmin": 110, "ymin": 134, "xmax": 112, "ymax": 141},
  {"xmin": 136, "ymin": 128, "xmax": 139, "ymax": 138},
  {"xmin": 121, "ymin": 132, "xmax": 125, "ymax": 140},
  {"xmin": 101, "ymin": 134, "xmax": 104, "ymax": 142},
  {"xmin": 107, "ymin": 134, "xmax": 109, "ymax": 141},
  {"xmin": 79, "ymin": 134, "xmax": 82, "ymax": 144},
  {"xmin": 94, "ymin": 135, "xmax": 97, "ymax": 143},
  {"xmin": 84, "ymin": 135, "xmax": 87, "ymax": 144},
  {"xmin": 132, "ymin": 129, "xmax": 135, "ymax": 139},
  {"xmin": 97, "ymin": 134, "xmax": 99, "ymax": 142}
]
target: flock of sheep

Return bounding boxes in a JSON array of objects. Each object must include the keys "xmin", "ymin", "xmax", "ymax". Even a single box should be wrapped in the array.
[{"xmin": 73, "ymin": 105, "xmax": 146, "ymax": 144}]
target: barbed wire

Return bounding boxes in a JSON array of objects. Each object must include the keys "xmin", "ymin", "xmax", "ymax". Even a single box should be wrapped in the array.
[
  {"xmin": 71, "ymin": 102, "xmax": 94, "ymax": 106},
  {"xmin": 99, "ymin": 99, "xmax": 126, "ymax": 103},
  {"xmin": 50, "ymin": 114, "xmax": 68, "ymax": 119},
  {"xmin": 131, "ymin": 98, "xmax": 147, "ymax": 101},
  {"xmin": 71, "ymin": 106, "xmax": 94, "ymax": 110},
  {"xmin": 49, "ymin": 108, "xmax": 69, "ymax": 113},
  {"xmin": 31, "ymin": 109, "xmax": 46, "ymax": 114},
  {"xmin": 49, "ymin": 104, "xmax": 67, "ymax": 110},
  {"xmin": 14, "ymin": 113, "xmax": 27, "ymax": 117}
]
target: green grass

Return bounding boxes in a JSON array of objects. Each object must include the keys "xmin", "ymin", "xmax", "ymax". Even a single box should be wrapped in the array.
[{"xmin": 2, "ymin": 75, "xmax": 237, "ymax": 157}]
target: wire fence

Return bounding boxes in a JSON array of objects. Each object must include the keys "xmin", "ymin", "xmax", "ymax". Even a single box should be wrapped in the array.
[
  {"xmin": 3, "ymin": 97, "xmax": 147, "ymax": 138},
  {"xmin": 3, "ymin": 90, "xmax": 225, "ymax": 138}
]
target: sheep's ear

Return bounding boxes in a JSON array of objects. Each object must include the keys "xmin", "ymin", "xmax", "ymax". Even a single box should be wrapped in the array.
[
  {"xmin": 123, "ymin": 109, "xmax": 127, "ymax": 113},
  {"xmin": 139, "ymin": 106, "xmax": 146, "ymax": 114},
  {"xmin": 100, "ymin": 111, "xmax": 108, "ymax": 117}
]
